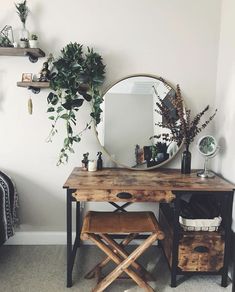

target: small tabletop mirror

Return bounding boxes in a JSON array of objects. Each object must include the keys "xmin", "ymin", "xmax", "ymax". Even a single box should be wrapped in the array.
[{"xmin": 96, "ymin": 75, "xmax": 182, "ymax": 170}]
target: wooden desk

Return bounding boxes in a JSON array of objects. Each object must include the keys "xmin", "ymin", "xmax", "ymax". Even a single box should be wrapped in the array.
[{"xmin": 63, "ymin": 167, "xmax": 234, "ymax": 288}]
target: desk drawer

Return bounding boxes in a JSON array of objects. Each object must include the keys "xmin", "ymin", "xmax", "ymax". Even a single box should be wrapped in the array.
[
  {"xmin": 178, "ymin": 232, "xmax": 224, "ymax": 272},
  {"xmin": 72, "ymin": 189, "xmax": 175, "ymax": 203}
]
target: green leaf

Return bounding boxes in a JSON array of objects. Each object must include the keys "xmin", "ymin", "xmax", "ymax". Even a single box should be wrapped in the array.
[
  {"xmin": 69, "ymin": 148, "xmax": 75, "ymax": 153},
  {"xmin": 47, "ymin": 92, "xmax": 54, "ymax": 104},
  {"xmin": 48, "ymin": 116, "xmax": 55, "ymax": 120},
  {"xmin": 64, "ymin": 138, "xmax": 70, "ymax": 147},
  {"xmin": 57, "ymin": 106, "xmax": 64, "ymax": 113},
  {"xmin": 62, "ymin": 100, "xmax": 72, "ymax": 110},
  {"xmin": 80, "ymin": 92, "xmax": 92, "ymax": 102},
  {"xmin": 60, "ymin": 114, "xmax": 69, "ymax": 120},
  {"xmin": 73, "ymin": 135, "xmax": 81, "ymax": 142},
  {"xmin": 72, "ymin": 99, "xmax": 84, "ymax": 108},
  {"xmin": 47, "ymin": 107, "xmax": 55, "ymax": 112},
  {"xmin": 51, "ymin": 94, "xmax": 59, "ymax": 106},
  {"xmin": 68, "ymin": 124, "xmax": 73, "ymax": 134}
]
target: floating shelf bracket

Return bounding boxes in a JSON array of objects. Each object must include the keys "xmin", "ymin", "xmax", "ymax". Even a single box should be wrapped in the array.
[{"xmin": 25, "ymin": 52, "xmax": 39, "ymax": 63}]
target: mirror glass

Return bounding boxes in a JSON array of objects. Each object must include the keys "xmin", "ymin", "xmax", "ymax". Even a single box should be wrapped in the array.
[{"xmin": 96, "ymin": 75, "xmax": 182, "ymax": 169}]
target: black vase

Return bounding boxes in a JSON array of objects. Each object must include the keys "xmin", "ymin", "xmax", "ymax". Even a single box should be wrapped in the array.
[{"xmin": 181, "ymin": 149, "xmax": 191, "ymax": 174}]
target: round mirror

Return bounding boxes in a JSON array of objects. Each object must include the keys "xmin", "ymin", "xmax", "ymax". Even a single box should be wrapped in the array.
[
  {"xmin": 197, "ymin": 135, "xmax": 218, "ymax": 178},
  {"xmin": 198, "ymin": 135, "xmax": 217, "ymax": 156},
  {"xmin": 96, "ymin": 75, "xmax": 182, "ymax": 169}
]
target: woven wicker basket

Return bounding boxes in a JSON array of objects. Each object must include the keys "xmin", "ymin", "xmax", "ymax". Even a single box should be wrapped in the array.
[{"xmin": 179, "ymin": 216, "xmax": 222, "ymax": 232}]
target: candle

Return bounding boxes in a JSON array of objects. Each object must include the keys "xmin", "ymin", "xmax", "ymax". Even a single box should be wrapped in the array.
[{"xmin": 88, "ymin": 160, "xmax": 97, "ymax": 172}]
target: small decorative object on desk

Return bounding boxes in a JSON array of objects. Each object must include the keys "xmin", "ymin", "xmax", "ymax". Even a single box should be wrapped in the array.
[
  {"xmin": 88, "ymin": 160, "xmax": 97, "ymax": 172},
  {"xmin": 15, "ymin": 0, "xmax": 29, "ymax": 40},
  {"xmin": 97, "ymin": 151, "xmax": 103, "ymax": 170},
  {"xmin": 197, "ymin": 135, "xmax": 219, "ymax": 178},
  {"xmin": 153, "ymin": 84, "xmax": 217, "ymax": 174},
  {"xmin": 81, "ymin": 152, "xmax": 89, "ymax": 170}
]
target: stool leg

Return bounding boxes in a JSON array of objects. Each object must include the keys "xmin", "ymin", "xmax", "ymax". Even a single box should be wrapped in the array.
[
  {"xmin": 85, "ymin": 233, "xmax": 138, "ymax": 279},
  {"xmin": 89, "ymin": 233, "xmax": 158, "ymax": 292},
  {"xmin": 101, "ymin": 234, "xmax": 154, "ymax": 281}
]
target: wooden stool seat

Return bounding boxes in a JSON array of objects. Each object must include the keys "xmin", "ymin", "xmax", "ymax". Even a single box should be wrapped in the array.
[
  {"xmin": 81, "ymin": 211, "xmax": 165, "ymax": 292},
  {"xmin": 81, "ymin": 211, "xmax": 164, "ymax": 237}
]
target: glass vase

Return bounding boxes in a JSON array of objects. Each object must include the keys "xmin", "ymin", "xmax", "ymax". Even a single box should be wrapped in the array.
[
  {"xmin": 181, "ymin": 147, "xmax": 191, "ymax": 174},
  {"xmin": 19, "ymin": 23, "xmax": 29, "ymax": 41}
]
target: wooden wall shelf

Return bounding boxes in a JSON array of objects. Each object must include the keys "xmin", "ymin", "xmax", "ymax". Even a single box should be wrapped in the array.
[
  {"xmin": 0, "ymin": 47, "xmax": 45, "ymax": 63},
  {"xmin": 17, "ymin": 81, "xmax": 50, "ymax": 94}
]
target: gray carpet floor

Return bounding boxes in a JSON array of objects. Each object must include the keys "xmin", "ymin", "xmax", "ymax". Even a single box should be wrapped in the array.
[{"xmin": 0, "ymin": 245, "xmax": 232, "ymax": 292}]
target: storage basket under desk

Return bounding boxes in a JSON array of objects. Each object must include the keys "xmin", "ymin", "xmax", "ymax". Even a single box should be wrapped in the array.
[{"xmin": 159, "ymin": 204, "xmax": 225, "ymax": 272}]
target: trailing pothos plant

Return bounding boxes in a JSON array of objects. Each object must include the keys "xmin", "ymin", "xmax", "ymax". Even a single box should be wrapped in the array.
[{"xmin": 46, "ymin": 43, "xmax": 105, "ymax": 165}]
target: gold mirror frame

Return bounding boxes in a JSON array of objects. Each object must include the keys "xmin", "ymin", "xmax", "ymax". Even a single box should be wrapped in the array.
[{"xmin": 95, "ymin": 74, "xmax": 183, "ymax": 170}]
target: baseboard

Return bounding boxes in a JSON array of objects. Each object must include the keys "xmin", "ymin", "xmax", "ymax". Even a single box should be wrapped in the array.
[
  {"xmin": 4, "ymin": 231, "xmax": 76, "ymax": 245},
  {"xmin": 4, "ymin": 231, "xmax": 158, "ymax": 246}
]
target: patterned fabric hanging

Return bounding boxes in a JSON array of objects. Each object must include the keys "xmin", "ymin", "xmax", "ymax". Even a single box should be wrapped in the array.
[{"xmin": 0, "ymin": 171, "xmax": 19, "ymax": 245}]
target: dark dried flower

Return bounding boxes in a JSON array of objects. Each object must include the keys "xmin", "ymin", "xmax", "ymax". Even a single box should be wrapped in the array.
[{"xmin": 153, "ymin": 84, "xmax": 217, "ymax": 150}]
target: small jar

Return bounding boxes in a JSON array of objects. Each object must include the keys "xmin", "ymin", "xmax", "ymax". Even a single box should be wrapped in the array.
[{"xmin": 88, "ymin": 160, "xmax": 97, "ymax": 172}]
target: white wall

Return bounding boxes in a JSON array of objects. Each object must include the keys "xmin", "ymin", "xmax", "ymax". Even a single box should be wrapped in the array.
[
  {"xmin": 214, "ymin": 0, "xmax": 235, "ymax": 231},
  {"xmin": 0, "ymin": 0, "xmax": 221, "ymax": 240}
]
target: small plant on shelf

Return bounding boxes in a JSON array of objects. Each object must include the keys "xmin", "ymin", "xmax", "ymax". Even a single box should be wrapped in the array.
[
  {"xmin": 46, "ymin": 42, "xmax": 105, "ymax": 165},
  {"xmin": 30, "ymin": 34, "xmax": 38, "ymax": 40},
  {"xmin": 19, "ymin": 37, "xmax": 28, "ymax": 48},
  {"xmin": 29, "ymin": 34, "xmax": 38, "ymax": 48},
  {"xmin": 15, "ymin": 0, "xmax": 29, "ymax": 26},
  {"xmin": 15, "ymin": 0, "xmax": 29, "ymax": 39}
]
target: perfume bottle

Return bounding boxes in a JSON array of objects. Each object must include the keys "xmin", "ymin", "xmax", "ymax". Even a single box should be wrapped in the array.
[{"xmin": 97, "ymin": 152, "xmax": 103, "ymax": 170}]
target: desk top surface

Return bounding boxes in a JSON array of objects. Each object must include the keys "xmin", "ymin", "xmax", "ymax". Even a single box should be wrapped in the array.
[{"xmin": 63, "ymin": 168, "xmax": 234, "ymax": 192}]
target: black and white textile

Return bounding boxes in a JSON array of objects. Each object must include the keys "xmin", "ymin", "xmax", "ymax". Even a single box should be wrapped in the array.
[{"xmin": 0, "ymin": 171, "xmax": 18, "ymax": 245}]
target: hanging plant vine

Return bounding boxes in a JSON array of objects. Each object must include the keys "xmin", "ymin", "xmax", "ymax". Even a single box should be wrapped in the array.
[{"xmin": 46, "ymin": 43, "xmax": 105, "ymax": 165}]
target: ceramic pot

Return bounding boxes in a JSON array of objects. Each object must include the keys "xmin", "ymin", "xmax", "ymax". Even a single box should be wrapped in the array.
[
  {"xmin": 19, "ymin": 40, "xmax": 28, "ymax": 48},
  {"xmin": 29, "ymin": 40, "xmax": 38, "ymax": 48}
]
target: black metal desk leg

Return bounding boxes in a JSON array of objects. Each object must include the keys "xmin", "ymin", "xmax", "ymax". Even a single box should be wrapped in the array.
[
  {"xmin": 171, "ymin": 193, "xmax": 181, "ymax": 287},
  {"xmin": 221, "ymin": 192, "xmax": 233, "ymax": 287},
  {"xmin": 233, "ymin": 231, "xmax": 235, "ymax": 292},
  {"xmin": 76, "ymin": 201, "xmax": 81, "ymax": 247},
  {"xmin": 67, "ymin": 189, "xmax": 73, "ymax": 288}
]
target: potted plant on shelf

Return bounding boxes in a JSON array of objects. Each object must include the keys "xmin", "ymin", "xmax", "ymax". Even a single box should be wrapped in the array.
[
  {"xmin": 15, "ymin": 0, "xmax": 29, "ymax": 40},
  {"xmin": 29, "ymin": 34, "xmax": 38, "ymax": 48},
  {"xmin": 46, "ymin": 43, "xmax": 105, "ymax": 165},
  {"xmin": 19, "ymin": 37, "xmax": 28, "ymax": 48},
  {"xmin": 154, "ymin": 84, "xmax": 217, "ymax": 174}
]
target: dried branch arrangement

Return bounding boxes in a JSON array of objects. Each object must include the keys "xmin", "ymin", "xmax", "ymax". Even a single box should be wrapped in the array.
[{"xmin": 153, "ymin": 84, "xmax": 217, "ymax": 150}]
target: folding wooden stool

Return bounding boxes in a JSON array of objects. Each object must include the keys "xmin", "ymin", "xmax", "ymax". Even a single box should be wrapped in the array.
[{"xmin": 81, "ymin": 211, "xmax": 165, "ymax": 292}]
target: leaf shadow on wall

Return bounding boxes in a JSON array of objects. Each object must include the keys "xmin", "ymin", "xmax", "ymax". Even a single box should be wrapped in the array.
[{"xmin": 216, "ymin": 136, "xmax": 226, "ymax": 176}]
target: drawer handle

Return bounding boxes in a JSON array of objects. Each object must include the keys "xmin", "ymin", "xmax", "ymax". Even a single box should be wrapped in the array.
[
  {"xmin": 194, "ymin": 246, "xmax": 209, "ymax": 253},
  {"xmin": 116, "ymin": 192, "xmax": 133, "ymax": 199}
]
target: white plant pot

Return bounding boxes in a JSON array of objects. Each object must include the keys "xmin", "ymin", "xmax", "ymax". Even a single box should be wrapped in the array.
[
  {"xmin": 29, "ymin": 40, "xmax": 38, "ymax": 48},
  {"xmin": 19, "ymin": 41, "xmax": 28, "ymax": 48}
]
